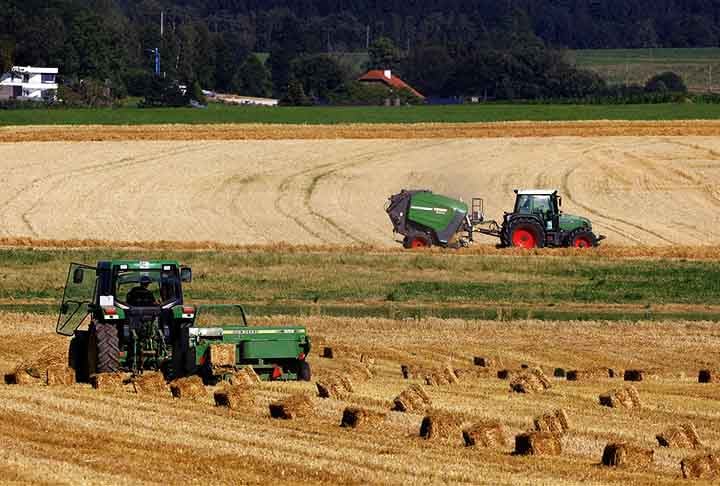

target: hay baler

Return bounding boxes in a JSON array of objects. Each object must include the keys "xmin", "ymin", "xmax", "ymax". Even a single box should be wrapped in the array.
[
  {"xmin": 386, "ymin": 188, "xmax": 605, "ymax": 249},
  {"xmin": 57, "ymin": 260, "xmax": 311, "ymax": 382}
]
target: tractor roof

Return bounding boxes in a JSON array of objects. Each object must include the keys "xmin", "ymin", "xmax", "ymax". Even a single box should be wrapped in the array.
[
  {"xmin": 515, "ymin": 189, "xmax": 557, "ymax": 196},
  {"xmin": 106, "ymin": 260, "xmax": 181, "ymax": 270}
]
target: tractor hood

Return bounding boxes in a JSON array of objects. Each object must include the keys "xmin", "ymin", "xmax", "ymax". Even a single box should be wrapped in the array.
[{"xmin": 559, "ymin": 213, "xmax": 592, "ymax": 231}]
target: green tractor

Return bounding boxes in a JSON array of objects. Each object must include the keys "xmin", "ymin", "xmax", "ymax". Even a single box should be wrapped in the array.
[
  {"xmin": 57, "ymin": 260, "xmax": 311, "ymax": 382},
  {"xmin": 386, "ymin": 188, "xmax": 604, "ymax": 249}
]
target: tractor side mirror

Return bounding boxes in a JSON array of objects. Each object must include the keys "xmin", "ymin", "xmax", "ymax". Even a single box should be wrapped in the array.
[
  {"xmin": 180, "ymin": 267, "xmax": 192, "ymax": 282},
  {"xmin": 72, "ymin": 268, "xmax": 84, "ymax": 284}
]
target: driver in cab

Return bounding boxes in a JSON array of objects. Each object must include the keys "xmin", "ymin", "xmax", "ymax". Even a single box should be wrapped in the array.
[{"xmin": 126, "ymin": 275, "xmax": 157, "ymax": 306}]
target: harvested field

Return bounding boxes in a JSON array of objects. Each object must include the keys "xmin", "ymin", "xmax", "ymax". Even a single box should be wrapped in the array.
[
  {"xmin": 3, "ymin": 134, "xmax": 720, "ymax": 247},
  {"xmin": 2, "ymin": 312, "xmax": 720, "ymax": 484}
]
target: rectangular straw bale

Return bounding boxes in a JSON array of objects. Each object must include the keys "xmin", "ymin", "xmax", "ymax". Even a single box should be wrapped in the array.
[
  {"xmin": 132, "ymin": 372, "xmax": 170, "ymax": 396},
  {"xmin": 316, "ymin": 374, "xmax": 353, "ymax": 399},
  {"xmin": 514, "ymin": 432, "xmax": 562, "ymax": 456},
  {"xmin": 473, "ymin": 357, "xmax": 499, "ymax": 368},
  {"xmin": 322, "ymin": 347, "xmax": 334, "ymax": 358},
  {"xmin": 420, "ymin": 411, "xmax": 464, "ymax": 443},
  {"xmin": 566, "ymin": 367, "xmax": 611, "ymax": 381},
  {"xmin": 553, "ymin": 368, "xmax": 566, "ymax": 378},
  {"xmin": 681, "ymin": 453, "xmax": 720, "ymax": 479},
  {"xmin": 392, "ymin": 385, "xmax": 431, "ymax": 412},
  {"xmin": 214, "ymin": 385, "xmax": 254, "ymax": 409},
  {"xmin": 46, "ymin": 365, "xmax": 76, "ymax": 386},
  {"xmin": 209, "ymin": 344, "xmax": 236, "ymax": 368},
  {"xmin": 656, "ymin": 423, "xmax": 702, "ymax": 449},
  {"xmin": 599, "ymin": 385, "xmax": 641, "ymax": 409},
  {"xmin": 344, "ymin": 362, "xmax": 373, "ymax": 382},
  {"xmin": 340, "ymin": 406, "xmax": 386, "ymax": 429},
  {"xmin": 269, "ymin": 393, "xmax": 314, "ymax": 419},
  {"xmin": 510, "ymin": 368, "xmax": 551, "ymax": 393},
  {"xmin": 10, "ymin": 368, "xmax": 43, "ymax": 385},
  {"xmin": 463, "ymin": 421, "xmax": 506, "ymax": 448},
  {"xmin": 623, "ymin": 369, "xmax": 644, "ymax": 382},
  {"xmin": 534, "ymin": 409, "xmax": 570, "ymax": 435},
  {"xmin": 91, "ymin": 372, "xmax": 125, "ymax": 391},
  {"xmin": 229, "ymin": 366, "xmax": 261, "ymax": 386},
  {"xmin": 425, "ymin": 366, "xmax": 459, "ymax": 386},
  {"xmin": 359, "ymin": 354, "xmax": 374, "ymax": 366},
  {"xmin": 401, "ymin": 364, "xmax": 421, "ymax": 379},
  {"xmin": 497, "ymin": 369, "xmax": 514, "ymax": 380},
  {"xmin": 170, "ymin": 375, "xmax": 208, "ymax": 400},
  {"xmin": 698, "ymin": 369, "xmax": 719, "ymax": 383},
  {"xmin": 601, "ymin": 442, "xmax": 654, "ymax": 469}
]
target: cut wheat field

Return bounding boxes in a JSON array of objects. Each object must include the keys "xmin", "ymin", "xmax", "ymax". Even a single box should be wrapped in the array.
[
  {"xmin": 1, "ymin": 312, "xmax": 718, "ymax": 484},
  {"xmin": 2, "ymin": 126, "xmax": 720, "ymax": 247}
]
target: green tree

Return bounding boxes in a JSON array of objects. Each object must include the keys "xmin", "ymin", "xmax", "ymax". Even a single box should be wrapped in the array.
[
  {"xmin": 645, "ymin": 72, "xmax": 687, "ymax": 93},
  {"xmin": 231, "ymin": 54, "xmax": 272, "ymax": 97},
  {"xmin": 367, "ymin": 37, "xmax": 401, "ymax": 70},
  {"xmin": 283, "ymin": 79, "xmax": 311, "ymax": 105},
  {"xmin": 290, "ymin": 54, "xmax": 346, "ymax": 101}
]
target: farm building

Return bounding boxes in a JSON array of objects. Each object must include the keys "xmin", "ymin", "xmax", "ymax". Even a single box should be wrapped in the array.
[
  {"xmin": 0, "ymin": 66, "xmax": 58, "ymax": 101},
  {"xmin": 358, "ymin": 69, "xmax": 425, "ymax": 99}
]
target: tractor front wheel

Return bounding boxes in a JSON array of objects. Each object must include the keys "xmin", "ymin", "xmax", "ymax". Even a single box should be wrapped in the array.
[
  {"xmin": 403, "ymin": 233, "xmax": 431, "ymax": 249},
  {"xmin": 88, "ymin": 322, "xmax": 120, "ymax": 375},
  {"xmin": 504, "ymin": 218, "xmax": 545, "ymax": 249},
  {"xmin": 568, "ymin": 229, "xmax": 598, "ymax": 248}
]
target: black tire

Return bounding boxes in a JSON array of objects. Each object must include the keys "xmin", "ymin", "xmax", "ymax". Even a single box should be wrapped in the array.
[
  {"xmin": 502, "ymin": 217, "xmax": 546, "ymax": 249},
  {"xmin": 567, "ymin": 228, "xmax": 598, "ymax": 248},
  {"xmin": 69, "ymin": 330, "xmax": 89, "ymax": 382},
  {"xmin": 298, "ymin": 361, "xmax": 311, "ymax": 381},
  {"xmin": 402, "ymin": 232, "xmax": 432, "ymax": 249},
  {"xmin": 88, "ymin": 322, "xmax": 120, "ymax": 374}
]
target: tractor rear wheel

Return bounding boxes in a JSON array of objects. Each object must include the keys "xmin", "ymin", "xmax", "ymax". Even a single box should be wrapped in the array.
[
  {"xmin": 298, "ymin": 361, "xmax": 311, "ymax": 381},
  {"xmin": 568, "ymin": 229, "xmax": 597, "ymax": 248},
  {"xmin": 403, "ymin": 232, "xmax": 431, "ymax": 249},
  {"xmin": 88, "ymin": 322, "xmax": 120, "ymax": 374},
  {"xmin": 504, "ymin": 218, "xmax": 545, "ymax": 249}
]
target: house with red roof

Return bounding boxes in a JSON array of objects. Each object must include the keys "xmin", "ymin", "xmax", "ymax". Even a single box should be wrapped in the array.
[{"xmin": 357, "ymin": 69, "xmax": 425, "ymax": 99}]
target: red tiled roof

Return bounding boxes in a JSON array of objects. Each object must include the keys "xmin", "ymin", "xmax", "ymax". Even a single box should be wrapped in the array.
[{"xmin": 358, "ymin": 70, "xmax": 425, "ymax": 99}]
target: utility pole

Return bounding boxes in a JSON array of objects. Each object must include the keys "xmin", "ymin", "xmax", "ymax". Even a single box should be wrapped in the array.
[
  {"xmin": 366, "ymin": 25, "xmax": 370, "ymax": 50},
  {"xmin": 160, "ymin": 10, "xmax": 164, "ymax": 38}
]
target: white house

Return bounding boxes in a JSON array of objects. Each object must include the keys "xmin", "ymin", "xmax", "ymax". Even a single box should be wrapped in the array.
[{"xmin": 0, "ymin": 66, "xmax": 59, "ymax": 101}]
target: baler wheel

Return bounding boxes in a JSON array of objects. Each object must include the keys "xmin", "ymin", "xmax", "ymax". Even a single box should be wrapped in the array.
[
  {"xmin": 88, "ymin": 322, "xmax": 120, "ymax": 374},
  {"xmin": 403, "ymin": 233, "xmax": 431, "ymax": 249},
  {"xmin": 299, "ymin": 361, "xmax": 311, "ymax": 381}
]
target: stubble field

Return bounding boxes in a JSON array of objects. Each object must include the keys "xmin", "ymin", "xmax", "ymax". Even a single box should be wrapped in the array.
[{"xmin": 1, "ymin": 121, "xmax": 719, "ymax": 484}]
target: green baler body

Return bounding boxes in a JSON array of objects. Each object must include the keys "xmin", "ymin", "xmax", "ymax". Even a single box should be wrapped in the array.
[
  {"xmin": 192, "ymin": 325, "xmax": 311, "ymax": 381},
  {"xmin": 408, "ymin": 192, "xmax": 468, "ymax": 233}
]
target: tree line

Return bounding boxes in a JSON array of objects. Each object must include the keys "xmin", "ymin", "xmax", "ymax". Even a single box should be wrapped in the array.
[{"xmin": 0, "ymin": 0, "xmax": 713, "ymax": 104}]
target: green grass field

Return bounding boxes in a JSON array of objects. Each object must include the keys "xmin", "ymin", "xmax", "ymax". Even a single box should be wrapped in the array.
[
  {"xmin": 1, "ymin": 101, "xmax": 719, "ymax": 126},
  {"xmin": 4, "ymin": 247, "xmax": 719, "ymax": 321}
]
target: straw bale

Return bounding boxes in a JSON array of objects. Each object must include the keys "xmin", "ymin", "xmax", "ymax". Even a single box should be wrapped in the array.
[
  {"xmin": 392, "ymin": 385, "xmax": 432, "ymax": 413},
  {"xmin": 91, "ymin": 372, "xmax": 126, "ymax": 391},
  {"xmin": 425, "ymin": 366, "xmax": 459, "ymax": 386},
  {"xmin": 229, "ymin": 366, "xmax": 261, "ymax": 386},
  {"xmin": 510, "ymin": 368, "xmax": 551, "ymax": 393},
  {"xmin": 419, "ymin": 411, "xmax": 464, "ymax": 443},
  {"xmin": 601, "ymin": 442, "xmax": 654, "ymax": 469},
  {"xmin": 132, "ymin": 371, "xmax": 170, "ymax": 396},
  {"xmin": 534, "ymin": 409, "xmax": 570, "ymax": 435},
  {"xmin": 322, "ymin": 347, "xmax": 334, "ymax": 359},
  {"xmin": 681, "ymin": 453, "xmax": 720, "ymax": 479},
  {"xmin": 46, "ymin": 365, "xmax": 76, "ymax": 386},
  {"xmin": 497, "ymin": 369, "xmax": 514, "ymax": 380},
  {"xmin": 698, "ymin": 369, "xmax": 719, "ymax": 383},
  {"xmin": 463, "ymin": 421, "xmax": 506, "ymax": 448},
  {"xmin": 599, "ymin": 386, "xmax": 641, "ymax": 409},
  {"xmin": 656, "ymin": 423, "xmax": 702, "ymax": 449},
  {"xmin": 209, "ymin": 344, "xmax": 236, "ymax": 368},
  {"xmin": 473, "ymin": 357, "xmax": 500, "ymax": 368},
  {"xmin": 514, "ymin": 432, "xmax": 562, "ymax": 456},
  {"xmin": 170, "ymin": 376, "xmax": 208, "ymax": 400},
  {"xmin": 624, "ymin": 369, "xmax": 644, "ymax": 382},
  {"xmin": 359, "ymin": 354, "xmax": 375, "ymax": 366},
  {"xmin": 343, "ymin": 362, "xmax": 373, "ymax": 382},
  {"xmin": 269, "ymin": 393, "xmax": 314, "ymax": 419},
  {"xmin": 340, "ymin": 406, "xmax": 386, "ymax": 429},
  {"xmin": 553, "ymin": 368, "xmax": 566, "ymax": 378},
  {"xmin": 316, "ymin": 374, "xmax": 354, "ymax": 399},
  {"xmin": 214, "ymin": 385, "xmax": 254, "ymax": 409},
  {"xmin": 566, "ymin": 367, "xmax": 611, "ymax": 381}
]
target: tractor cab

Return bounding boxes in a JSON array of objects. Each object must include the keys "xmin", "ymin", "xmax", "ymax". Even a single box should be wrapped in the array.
[{"xmin": 513, "ymin": 189, "xmax": 561, "ymax": 231}]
